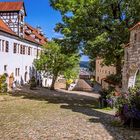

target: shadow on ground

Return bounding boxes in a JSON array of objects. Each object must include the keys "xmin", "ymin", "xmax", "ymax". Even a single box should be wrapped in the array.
[{"xmin": 10, "ymin": 87, "xmax": 139, "ymax": 140}]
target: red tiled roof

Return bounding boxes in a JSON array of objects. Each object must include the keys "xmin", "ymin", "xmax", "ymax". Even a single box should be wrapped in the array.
[
  {"xmin": 0, "ymin": 19, "xmax": 16, "ymax": 36},
  {"xmin": 25, "ymin": 23, "xmax": 47, "ymax": 45},
  {"xmin": 24, "ymin": 34, "xmax": 42, "ymax": 45},
  {"xmin": 0, "ymin": 1, "xmax": 23, "ymax": 12},
  {"xmin": 129, "ymin": 22, "xmax": 140, "ymax": 31}
]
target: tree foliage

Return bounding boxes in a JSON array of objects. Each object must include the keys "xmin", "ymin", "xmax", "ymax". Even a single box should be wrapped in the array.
[
  {"xmin": 34, "ymin": 41, "xmax": 79, "ymax": 90},
  {"xmin": 50, "ymin": 0, "xmax": 140, "ymax": 75},
  {"xmin": 0, "ymin": 74, "xmax": 7, "ymax": 93}
]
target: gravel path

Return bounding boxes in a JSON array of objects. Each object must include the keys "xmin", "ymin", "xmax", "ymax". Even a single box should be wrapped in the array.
[{"xmin": 0, "ymin": 87, "xmax": 140, "ymax": 140}]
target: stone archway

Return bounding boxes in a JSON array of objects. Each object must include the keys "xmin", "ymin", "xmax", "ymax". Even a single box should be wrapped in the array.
[
  {"xmin": 128, "ymin": 69, "xmax": 140, "ymax": 88},
  {"xmin": 127, "ymin": 64, "xmax": 139, "ymax": 88},
  {"xmin": 135, "ymin": 70, "xmax": 140, "ymax": 87}
]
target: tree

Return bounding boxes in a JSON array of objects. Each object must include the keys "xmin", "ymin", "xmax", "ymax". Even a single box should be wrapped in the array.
[
  {"xmin": 50, "ymin": 0, "xmax": 140, "ymax": 75},
  {"xmin": 0, "ymin": 74, "xmax": 8, "ymax": 93},
  {"xmin": 64, "ymin": 67, "xmax": 79, "ymax": 90},
  {"xmin": 34, "ymin": 41, "xmax": 79, "ymax": 90}
]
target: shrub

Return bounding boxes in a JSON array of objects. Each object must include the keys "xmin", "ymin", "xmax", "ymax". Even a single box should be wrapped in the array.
[
  {"xmin": 115, "ymin": 86, "xmax": 140, "ymax": 128},
  {"xmin": 30, "ymin": 76, "xmax": 37, "ymax": 90},
  {"xmin": 0, "ymin": 74, "xmax": 8, "ymax": 93},
  {"xmin": 106, "ymin": 74, "xmax": 122, "ymax": 85},
  {"xmin": 99, "ymin": 86, "xmax": 115, "ymax": 108}
]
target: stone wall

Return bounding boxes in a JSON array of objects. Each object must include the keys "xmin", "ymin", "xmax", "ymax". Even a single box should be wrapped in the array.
[{"xmin": 122, "ymin": 26, "xmax": 140, "ymax": 91}]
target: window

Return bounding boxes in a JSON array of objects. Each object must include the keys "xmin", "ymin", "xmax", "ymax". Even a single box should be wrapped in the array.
[
  {"xmin": 4, "ymin": 65, "xmax": 7, "ymax": 71},
  {"xmin": 23, "ymin": 45, "xmax": 25, "ymax": 54},
  {"xmin": 15, "ymin": 68, "xmax": 18, "ymax": 76},
  {"xmin": 15, "ymin": 68, "xmax": 20, "ymax": 76},
  {"xmin": 28, "ymin": 47, "xmax": 31, "ymax": 55},
  {"xmin": 18, "ymin": 68, "xmax": 20, "ymax": 76},
  {"xmin": 25, "ymin": 66, "xmax": 27, "ymax": 71},
  {"xmin": 2, "ymin": 40, "xmax": 4, "ymax": 52},
  {"xmin": 30, "ymin": 47, "xmax": 32, "ymax": 55},
  {"xmin": 13, "ymin": 43, "xmax": 17, "ymax": 53},
  {"xmin": 20, "ymin": 45, "xmax": 23, "ymax": 54},
  {"xmin": 97, "ymin": 76, "xmax": 99, "ymax": 82},
  {"xmin": 5, "ymin": 41, "xmax": 9, "ymax": 52}
]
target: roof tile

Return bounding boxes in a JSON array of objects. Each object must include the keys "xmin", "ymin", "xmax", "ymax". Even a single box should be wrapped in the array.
[
  {"xmin": 0, "ymin": 19, "xmax": 16, "ymax": 35},
  {"xmin": 0, "ymin": 1, "xmax": 23, "ymax": 12}
]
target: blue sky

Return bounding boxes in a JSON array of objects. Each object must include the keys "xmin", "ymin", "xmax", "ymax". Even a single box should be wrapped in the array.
[{"xmin": 0, "ymin": 0, "xmax": 89, "ymax": 61}]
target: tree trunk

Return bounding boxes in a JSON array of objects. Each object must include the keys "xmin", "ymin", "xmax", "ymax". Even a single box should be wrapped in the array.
[
  {"xmin": 116, "ymin": 58, "xmax": 122, "ymax": 76},
  {"xmin": 50, "ymin": 75, "xmax": 57, "ymax": 90},
  {"xmin": 66, "ymin": 82, "xmax": 69, "ymax": 90}
]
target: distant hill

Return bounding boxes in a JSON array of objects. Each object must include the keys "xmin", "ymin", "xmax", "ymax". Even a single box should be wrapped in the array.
[{"xmin": 80, "ymin": 61, "xmax": 89, "ymax": 68}]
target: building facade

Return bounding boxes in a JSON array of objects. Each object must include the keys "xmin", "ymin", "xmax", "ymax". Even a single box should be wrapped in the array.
[
  {"xmin": 0, "ymin": 1, "xmax": 47, "ymax": 89},
  {"xmin": 122, "ymin": 22, "xmax": 140, "ymax": 91},
  {"xmin": 96, "ymin": 58, "xmax": 116, "ymax": 88}
]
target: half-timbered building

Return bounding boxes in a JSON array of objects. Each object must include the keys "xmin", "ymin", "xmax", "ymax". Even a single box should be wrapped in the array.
[{"xmin": 0, "ymin": 1, "xmax": 47, "ymax": 89}]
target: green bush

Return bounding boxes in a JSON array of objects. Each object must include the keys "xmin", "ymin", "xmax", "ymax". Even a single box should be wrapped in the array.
[
  {"xmin": 106, "ymin": 74, "xmax": 122, "ymax": 85},
  {"xmin": 99, "ymin": 86, "xmax": 115, "ymax": 108},
  {"xmin": 30, "ymin": 76, "xmax": 37, "ymax": 90},
  {"xmin": 115, "ymin": 86, "xmax": 140, "ymax": 128},
  {"xmin": 0, "ymin": 74, "xmax": 8, "ymax": 93}
]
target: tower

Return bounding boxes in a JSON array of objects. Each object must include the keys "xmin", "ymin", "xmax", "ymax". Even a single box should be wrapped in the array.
[{"xmin": 0, "ymin": 1, "xmax": 26, "ymax": 37}]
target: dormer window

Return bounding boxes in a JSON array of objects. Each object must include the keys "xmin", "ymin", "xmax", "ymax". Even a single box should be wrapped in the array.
[
  {"xmin": 30, "ymin": 34, "xmax": 35, "ymax": 38},
  {"xmin": 24, "ymin": 26, "xmax": 27, "ymax": 30},
  {"xmin": 26, "ymin": 29, "xmax": 31, "ymax": 34},
  {"xmin": 20, "ymin": 26, "xmax": 23, "ymax": 33},
  {"xmin": 35, "ymin": 38, "xmax": 40, "ymax": 42}
]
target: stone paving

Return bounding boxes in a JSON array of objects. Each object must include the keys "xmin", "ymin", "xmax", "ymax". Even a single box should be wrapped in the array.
[{"xmin": 0, "ymin": 87, "xmax": 140, "ymax": 140}]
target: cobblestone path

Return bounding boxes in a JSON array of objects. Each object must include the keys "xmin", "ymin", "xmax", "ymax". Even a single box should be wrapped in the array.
[{"xmin": 0, "ymin": 87, "xmax": 140, "ymax": 140}]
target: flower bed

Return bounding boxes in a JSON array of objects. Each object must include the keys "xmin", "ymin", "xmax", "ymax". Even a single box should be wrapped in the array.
[
  {"xmin": 99, "ymin": 86, "xmax": 140, "ymax": 128},
  {"xmin": 114, "ymin": 87, "xmax": 140, "ymax": 128}
]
